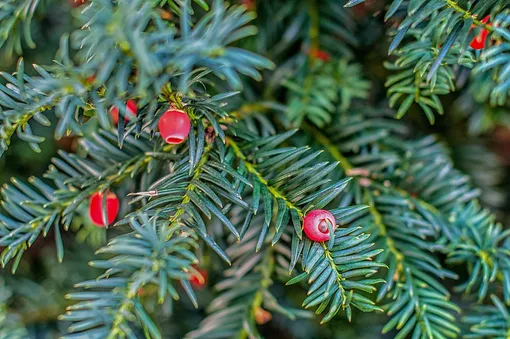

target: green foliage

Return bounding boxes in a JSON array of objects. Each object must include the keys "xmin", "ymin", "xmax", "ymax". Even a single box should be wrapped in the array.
[
  {"xmin": 474, "ymin": 10, "xmax": 510, "ymax": 106},
  {"xmin": 187, "ymin": 214, "xmax": 310, "ymax": 339},
  {"xmin": 285, "ymin": 60, "xmax": 370, "ymax": 127},
  {"xmin": 0, "ymin": 278, "xmax": 28, "ymax": 339},
  {"xmin": 386, "ymin": 39, "xmax": 474, "ymax": 124},
  {"xmin": 303, "ymin": 115, "xmax": 462, "ymax": 338},
  {"xmin": 61, "ymin": 213, "xmax": 199, "ymax": 339},
  {"xmin": 0, "ymin": 0, "xmax": 39, "ymax": 57},
  {"xmin": 0, "ymin": 0, "xmax": 273, "ymax": 157},
  {"xmin": 447, "ymin": 202, "xmax": 510, "ymax": 303},
  {"xmin": 346, "ymin": 0, "xmax": 509, "ymax": 122},
  {"xmin": 291, "ymin": 104, "xmax": 509, "ymax": 337},
  {"xmin": 0, "ymin": 0, "xmax": 509, "ymax": 338},
  {"xmin": 289, "ymin": 223, "xmax": 385, "ymax": 323},
  {"xmin": 464, "ymin": 295, "xmax": 510, "ymax": 338},
  {"xmin": 0, "ymin": 130, "xmax": 152, "ymax": 269}
]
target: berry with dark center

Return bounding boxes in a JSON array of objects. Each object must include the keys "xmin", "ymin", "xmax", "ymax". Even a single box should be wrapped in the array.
[{"xmin": 303, "ymin": 210, "xmax": 337, "ymax": 242}]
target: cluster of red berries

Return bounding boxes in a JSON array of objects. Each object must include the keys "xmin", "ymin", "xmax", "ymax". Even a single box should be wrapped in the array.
[
  {"xmin": 92, "ymin": 103, "xmax": 338, "ymax": 244},
  {"xmin": 88, "ymin": 102, "xmax": 191, "ymax": 227}
]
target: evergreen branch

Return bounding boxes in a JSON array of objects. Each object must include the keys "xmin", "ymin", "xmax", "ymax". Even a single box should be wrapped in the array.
[
  {"xmin": 463, "ymin": 294, "xmax": 510, "ymax": 339},
  {"xmin": 227, "ymin": 129, "xmax": 349, "ymax": 247},
  {"xmin": 474, "ymin": 10, "xmax": 510, "ymax": 106},
  {"xmin": 62, "ymin": 134, "xmax": 261, "ymax": 337},
  {"xmin": 186, "ymin": 215, "xmax": 297, "ymax": 338},
  {"xmin": 284, "ymin": 60, "xmax": 370, "ymax": 127},
  {"xmin": 443, "ymin": 0, "xmax": 494, "ymax": 30},
  {"xmin": 228, "ymin": 135, "xmax": 304, "ymax": 218},
  {"xmin": 447, "ymin": 202, "xmax": 510, "ymax": 303},
  {"xmin": 61, "ymin": 213, "xmax": 199, "ymax": 339},
  {"xmin": 345, "ymin": 0, "xmax": 508, "ymax": 121},
  {"xmin": 289, "ymin": 224, "xmax": 385, "ymax": 323},
  {"xmin": 0, "ymin": 131, "xmax": 155, "ymax": 269},
  {"xmin": 0, "ymin": 0, "xmax": 40, "ymax": 56},
  {"xmin": 0, "ymin": 0, "xmax": 273, "ymax": 157},
  {"xmin": 305, "ymin": 120, "xmax": 462, "ymax": 336},
  {"xmin": 228, "ymin": 127, "xmax": 385, "ymax": 321},
  {"xmin": 131, "ymin": 141, "xmax": 254, "ymax": 264},
  {"xmin": 385, "ymin": 38, "xmax": 474, "ymax": 123},
  {"xmin": 305, "ymin": 108, "xmax": 510, "ymax": 334}
]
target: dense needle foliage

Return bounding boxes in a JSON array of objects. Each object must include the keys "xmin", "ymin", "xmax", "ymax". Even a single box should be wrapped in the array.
[{"xmin": 0, "ymin": 0, "xmax": 509, "ymax": 338}]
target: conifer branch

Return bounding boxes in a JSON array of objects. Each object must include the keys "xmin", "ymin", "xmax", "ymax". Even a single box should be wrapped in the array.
[
  {"xmin": 0, "ymin": 0, "xmax": 39, "ymax": 56},
  {"xmin": 186, "ymin": 218, "xmax": 283, "ymax": 338},
  {"xmin": 228, "ymin": 127, "xmax": 385, "ymax": 322},
  {"xmin": 61, "ymin": 213, "xmax": 200, "ymax": 339},
  {"xmin": 304, "ymin": 121, "xmax": 462, "ymax": 336},
  {"xmin": 0, "ymin": 0, "xmax": 273, "ymax": 157},
  {"xmin": 463, "ymin": 294, "xmax": 510, "ymax": 338},
  {"xmin": 0, "ymin": 131, "xmax": 155, "ymax": 269},
  {"xmin": 443, "ymin": 0, "xmax": 493, "ymax": 31}
]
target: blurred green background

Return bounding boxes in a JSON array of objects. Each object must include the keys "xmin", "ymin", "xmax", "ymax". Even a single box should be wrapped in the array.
[{"xmin": 1, "ymin": 1, "xmax": 510, "ymax": 338}]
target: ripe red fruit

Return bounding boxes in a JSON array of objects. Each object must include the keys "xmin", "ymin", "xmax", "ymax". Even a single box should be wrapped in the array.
[
  {"xmin": 241, "ymin": 0, "xmax": 255, "ymax": 10},
  {"xmin": 254, "ymin": 307, "xmax": 272, "ymax": 325},
  {"xmin": 158, "ymin": 109, "xmax": 191, "ymax": 144},
  {"xmin": 309, "ymin": 48, "xmax": 331, "ymax": 62},
  {"xmin": 109, "ymin": 100, "xmax": 137, "ymax": 125},
  {"xmin": 89, "ymin": 192, "xmax": 120, "ymax": 227},
  {"xmin": 470, "ymin": 16, "xmax": 491, "ymax": 50},
  {"xmin": 69, "ymin": 0, "xmax": 87, "ymax": 7},
  {"xmin": 189, "ymin": 268, "xmax": 207, "ymax": 290},
  {"xmin": 303, "ymin": 210, "xmax": 337, "ymax": 242}
]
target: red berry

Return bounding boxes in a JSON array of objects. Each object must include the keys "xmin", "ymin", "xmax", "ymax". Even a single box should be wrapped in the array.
[
  {"xmin": 189, "ymin": 268, "xmax": 207, "ymax": 290},
  {"xmin": 89, "ymin": 192, "xmax": 120, "ymax": 227},
  {"xmin": 158, "ymin": 109, "xmax": 191, "ymax": 144},
  {"xmin": 303, "ymin": 210, "xmax": 337, "ymax": 242},
  {"xmin": 480, "ymin": 15, "xmax": 491, "ymax": 24},
  {"xmin": 110, "ymin": 100, "xmax": 137, "ymax": 125},
  {"xmin": 254, "ymin": 307, "xmax": 272, "ymax": 325},
  {"xmin": 470, "ymin": 16, "xmax": 491, "ymax": 50},
  {"xmin": 309, "ymin": 48, "xmax": 331, "ymax": 62},
  {"xmin": 241, "ymin": 0, "xmax": 255, "ymax": 10},
  {"xmin": 69, "ymin": 0, "xmax": 87, "ymax": 7}
]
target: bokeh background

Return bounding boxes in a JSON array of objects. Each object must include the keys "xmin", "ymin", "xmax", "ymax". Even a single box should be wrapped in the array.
[{"xmin": 1, "ymin": 1, "xmax": 509, "ymax": 338}]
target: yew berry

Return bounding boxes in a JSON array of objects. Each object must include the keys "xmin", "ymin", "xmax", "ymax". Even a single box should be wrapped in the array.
[
  {"xmin": 89, "ymin": 191, "xmax": 120, "ymax": 227},
  {"xmin": 241, "ymin": 0, "xmax": 255, "ymax": 10},
  {"xmin": 109, "ymin": 100, "xmax": 137, "ymax": 125},
  {"xmin": 303, "ymin": 210, "xmax": 337, "ymax": 242},
  {"xmin": 254, "ymin": 307, "xmax": 272, "ymax": 325},
  {"xmin": 470, "ymin": 16, "xmax": 491, "ymax": 50},
  {"xmin": 69, "ymin": 0, "xmax": 87, "ymax": 7},
  {"xmin": 310, "ymin": 48, "xmax": 331, "ymax": 62},
  {"xmin": 158, "ymin": 109, "xmax": 191, "ymax": 144},
  {"xmin": 189, "ymin": 268, "xmax": 208, "ymax": 290}
]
